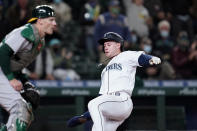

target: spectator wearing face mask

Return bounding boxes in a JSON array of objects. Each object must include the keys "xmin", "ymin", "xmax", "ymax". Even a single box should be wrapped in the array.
[
  {"xmin": 51, "ymin": 0, "xmax": 72, "ymax": 28},
  {"xmin": 137, "ymin": 37, "xmax": 176, "ymax": 80},
  {"xmin": 137, "ymin": 37, "xmax": 155, "ymax": 80},
  {"xmin": 139, "ymin": 37, "xmax": 152, "ymax": 54},
  {"xmin": 79, "ymin": 0, "xmax": 101, "ymax": 61},
  {"xmin": 123, "ymin": 0, "xmax": 150, "ymax": 38},
  {"xmin": 49, "ymin": 38, "xmax": 81, "ymax": 81},
  {"xmin": 171, "ymin": 31, "xmax": 194, "ymax": 79},
  {"xmin": 154, "ymin": 20, "xmax": 175, "ymax": 61},
  {"xmin": 94, "ymin": 0, "xmax": 131, "ymax": 63},
  {"xmin": 124, "ymin": 30, "xmax": 140, "ymax": 51},
  {"xmin": 94, "ymin": 0, "xmax": 131, "ymax": 43}
]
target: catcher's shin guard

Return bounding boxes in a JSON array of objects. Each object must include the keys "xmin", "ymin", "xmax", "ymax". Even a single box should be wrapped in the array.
[
  {"xmin": 16, "ymin": 118, "xmax": 28, "ymax": 131},
  {"xmin": 6, "ymin": 99, "xmax": 34, "ymax": 131},
  {"xmin": 0, "ymin": 123, "xmax": 7, "ymax": 131}
]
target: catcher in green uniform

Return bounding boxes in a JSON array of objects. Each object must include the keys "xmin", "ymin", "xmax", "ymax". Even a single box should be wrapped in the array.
[{"xmin": 0, "ymin": 5, "xmax": 56, "ymax": 131}]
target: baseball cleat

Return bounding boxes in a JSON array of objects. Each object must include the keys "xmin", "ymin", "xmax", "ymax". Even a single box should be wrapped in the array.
[{"xmin": 67, "ymin": 115, "xmax": 87, "ymax": 127}]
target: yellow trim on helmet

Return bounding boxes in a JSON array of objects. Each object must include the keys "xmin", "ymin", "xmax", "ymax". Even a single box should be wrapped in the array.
[{"xmin": 27, "ymin": 17, "xmax": 38, "ymax": 23}]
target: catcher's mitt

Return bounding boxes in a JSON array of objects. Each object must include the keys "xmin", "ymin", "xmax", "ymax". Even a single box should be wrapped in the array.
[{"xmin": 20, "ymin": 82, "xmax": 40, "ymax": 110}]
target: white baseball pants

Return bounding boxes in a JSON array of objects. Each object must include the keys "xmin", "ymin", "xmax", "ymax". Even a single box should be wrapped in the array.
[{"xmin": 88, "ymin": 92, "xmax": 133, "ymax": 131}]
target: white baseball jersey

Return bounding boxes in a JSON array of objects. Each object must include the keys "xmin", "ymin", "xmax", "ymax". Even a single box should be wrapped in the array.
[
  {"xmin": 88, "ymin": 51, "xmax": 144, "ymax": 131},
  {"xmin": 99, "ymin": 51, "xmax": 144, "ymax": 95}
]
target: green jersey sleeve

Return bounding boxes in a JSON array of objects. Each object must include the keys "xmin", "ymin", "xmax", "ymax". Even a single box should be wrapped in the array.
[{"xmin": 0, "ymin": 43, "xmax": 15, "ymax": 80}]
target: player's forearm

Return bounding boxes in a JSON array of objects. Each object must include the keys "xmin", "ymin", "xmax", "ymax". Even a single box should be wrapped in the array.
[
  {"xmin": 0, "ymin": 43, "xmax": 15, "ymax": 80},
  {"xmin": 138, "ymin": 54, "xmax": 161, "ymax": 66},
  {"xmin": 138, "ymin": 54, "xmax": 152, "ymax": 66},
  {"xmin": 13, "ymin": 71, "xmax": 28, "ymax": 84}
]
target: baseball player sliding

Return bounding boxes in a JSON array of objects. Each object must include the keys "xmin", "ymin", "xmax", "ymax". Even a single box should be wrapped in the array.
[
  {"xmin": 0, "ymin": 5, "xmax": 56, "ymax": 131},
  {"xmin": 67, "ymin": 32, "xmax": 161, "ymax": 131}
]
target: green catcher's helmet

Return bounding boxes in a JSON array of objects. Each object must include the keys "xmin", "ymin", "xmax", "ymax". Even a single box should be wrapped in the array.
[{"xmin": 28, "ymin": 5, "xmax": 55, "ymax": 23}]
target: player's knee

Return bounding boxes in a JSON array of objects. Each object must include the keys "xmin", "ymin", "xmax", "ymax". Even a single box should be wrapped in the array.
[
  {"xmin": 88, "ymin": 98, "xmax": 103, "ymax": 113},
  {"xmin": 8, "ymin": 99, "xmax": 34, "ymax": 130},
  {"xmin": 87, "ymin": 99, "xmax": 95, "ymax": 111},
  {"xmin": 87, "ymin": 101, "xmax": 92, "ymax": 110}
]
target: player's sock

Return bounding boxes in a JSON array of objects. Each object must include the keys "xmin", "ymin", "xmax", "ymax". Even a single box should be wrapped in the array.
[{"xmin": 67, "ymin": 111, "xmax": 91, "ymax": 127}]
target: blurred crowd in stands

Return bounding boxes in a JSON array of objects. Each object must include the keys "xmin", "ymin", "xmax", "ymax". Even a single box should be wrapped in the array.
[{"xmin": 1, "ymin": 0, "xmax": 197, "ymax": 80}]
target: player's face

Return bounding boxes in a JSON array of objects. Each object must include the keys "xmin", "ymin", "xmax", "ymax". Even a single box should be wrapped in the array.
[
  {"xmin": 104, "ymin": 41, "xmax": 121, "ymax": 58},
  {"xmin": 40, "ymin": 17, "xmax": 57, "ymax": 35}
]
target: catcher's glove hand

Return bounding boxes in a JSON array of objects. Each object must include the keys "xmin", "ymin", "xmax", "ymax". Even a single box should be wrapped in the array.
[{"xmin": 20, "ymin": 82, "xmax": 40, "ymax": 110}]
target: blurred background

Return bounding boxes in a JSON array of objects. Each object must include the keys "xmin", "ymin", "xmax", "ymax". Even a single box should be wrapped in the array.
[{"xmin": 0, "ymin": 0, "xmax": 197, "ymax": 130}]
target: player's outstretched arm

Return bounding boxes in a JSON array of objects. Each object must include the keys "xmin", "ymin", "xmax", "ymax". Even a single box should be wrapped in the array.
[
  {"xmin": 138, "ymin": 54, "xmax": 161, "ymax": 67},
  {"xmin": 67, "ymin": 111, "xmax": 91, "ymax": 128}
]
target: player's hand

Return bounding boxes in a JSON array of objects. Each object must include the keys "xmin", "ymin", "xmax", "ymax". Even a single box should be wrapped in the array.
[
  {"xmin": 9, "ymin": 79, "xmax": 23, "ymax": 91},
  {"xmin": 149, "ymin": 56, "xmax": 161, "ymax": 65}
]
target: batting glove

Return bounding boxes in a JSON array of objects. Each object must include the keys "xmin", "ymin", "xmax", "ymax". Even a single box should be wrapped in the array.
[{"xmin": 149, "ymin": 56, "xmax": 161, "ymax": 65}]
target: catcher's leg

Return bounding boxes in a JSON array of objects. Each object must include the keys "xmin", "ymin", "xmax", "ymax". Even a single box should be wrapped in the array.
[
  {"xmin": 0, "ymin": 123, "xmax": 7, "ymax": 131},
  {"xmin": 0, "ymin": 72, "xmax": 33, "ymax": 131},
  {"xmin": 6, "ymin": 99, "xmax": 33, "ymax": 131}
]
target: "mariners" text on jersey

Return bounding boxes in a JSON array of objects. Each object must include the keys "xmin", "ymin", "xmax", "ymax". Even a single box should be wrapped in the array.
[{"xmin": 105, "ymin": 63, "xmax": 122, "ymax": 71}]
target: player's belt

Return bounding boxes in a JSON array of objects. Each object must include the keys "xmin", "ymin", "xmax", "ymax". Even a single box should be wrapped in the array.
[
  {"xmin": 109, "ymin": 92, "xmax": 121, "ymax": 96},
  {"xmin": 108, "ymin": 91, "xmax": 130, "ymax": 96}
]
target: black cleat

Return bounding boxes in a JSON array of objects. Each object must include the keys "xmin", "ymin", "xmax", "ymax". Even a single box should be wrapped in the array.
[{"xmin": 67, "ymin": 115, "xmax": 87, "ymax": 127}]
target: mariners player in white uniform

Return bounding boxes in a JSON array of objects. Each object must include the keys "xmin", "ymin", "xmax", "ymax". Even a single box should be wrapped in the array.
[
  {"xmin": 0, "ymin": 5, "xmax": 56, "ymax": 131},
  {"xmin": 67, "ymin": 32, "xmax": 161, "ymax": 131}
]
